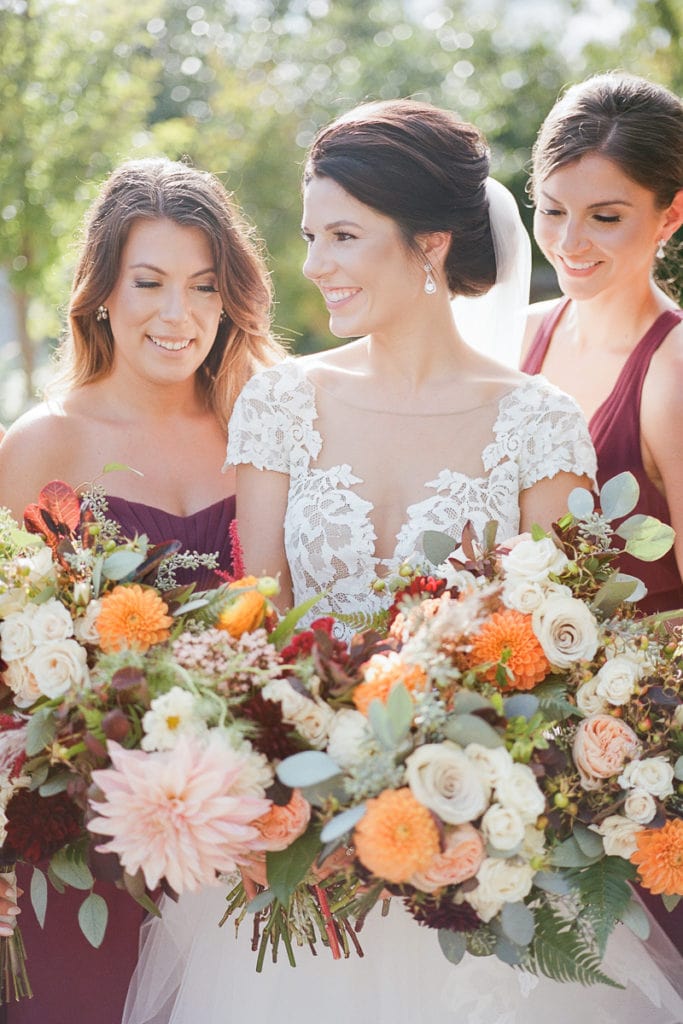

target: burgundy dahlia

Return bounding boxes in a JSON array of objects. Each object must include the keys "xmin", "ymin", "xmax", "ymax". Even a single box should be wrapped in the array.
[{"xmin": 4, "ymin": 788, "xmax": 83, "ymax": 864}]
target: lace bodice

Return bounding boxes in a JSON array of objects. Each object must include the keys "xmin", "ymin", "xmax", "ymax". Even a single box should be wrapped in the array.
[{"xmin": 227, "ymin": 360, "xmax": 596, "ymax": 637}]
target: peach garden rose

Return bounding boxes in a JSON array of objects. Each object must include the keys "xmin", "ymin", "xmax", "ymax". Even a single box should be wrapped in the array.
[{"xmin": 573, "ymin": 714, "xmax": 640, "ymax": 791}]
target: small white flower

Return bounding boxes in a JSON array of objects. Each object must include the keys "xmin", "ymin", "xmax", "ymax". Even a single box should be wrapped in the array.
[
  {"xmin": 481, "ymin": 803, "xmax": 525, "ymax": 851},
  {"xmin": 326, "ymin": 709, "xmax": 368, "ymax": 769},
  {"xmin": 26, "ymin": 639, "xmax": 89, "ymax": 699},
  {"xmin": 623, "ymin": 788, "xmax": 657, "ymax": 825},
  {"xmin": 532, "ymin": 595, "xmax": 600, "ymax": 668},
  {"xmin": 618, "ymin": 757, "xmax": 674, "ymax": 799},
  {"xmin": 594, "ymin": 656, "xmax": 642, "ymax": 707},
  {"xmin": 406, "ymin": 742, "xmax": 489, "ymax": 825},
  {"xmin": 30, "ymin": 599, "xmax": 74, "ymax": 644},
  {"xmin": 141, "ymin": 687, "xmax": 207, "ymax": 751},
  {"xmin": 502, "ymin": 537, "xmax": 569, "ymax": 584},
  {"xmin": 494, "ymin": 763, "xmax": 545, "ymax": 825},
  {"xmin": 593, "ymin": 815, "xmax": 643, "ymax": 859}
]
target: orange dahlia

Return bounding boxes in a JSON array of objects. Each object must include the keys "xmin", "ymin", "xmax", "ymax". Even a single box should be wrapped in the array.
[
  {"xmin": 631, "ymin": 819, "xmax": 683, "ymax": 896},
  {"xmin": 97, "ymin": 585, "xmax": 173, "ymax": 654},
  {"xmin": 354, "ymin": 788, "xmax": 440, "ymax": 883},
  {"xmin": 353, "ymin": 652, "xmax": 428, "ymax": 715},
  {"xmin": 469, "ymin": 608, "xmax": 549, "ymax": 691},
  {"xmin": 217, "ymin": 576, "xmax": 267, "ymax": 638}
]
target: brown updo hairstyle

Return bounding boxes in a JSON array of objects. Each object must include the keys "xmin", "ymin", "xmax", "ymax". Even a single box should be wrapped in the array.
[
  {"xmin": 53, "ymin": 157, "xmax": 285, "ymax": 428},
  {"xmin": 530, "ymin": 72, "xmax": 683, "ymax": 224},
  {"xmin": 304, "ymin": 99, "xmax": 497, "ymax": 298}
]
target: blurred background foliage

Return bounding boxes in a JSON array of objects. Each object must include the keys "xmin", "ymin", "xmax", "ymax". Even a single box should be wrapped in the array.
[{"xmin": 0, "ymin": 0, "xmax": 680, "ymax": 420}]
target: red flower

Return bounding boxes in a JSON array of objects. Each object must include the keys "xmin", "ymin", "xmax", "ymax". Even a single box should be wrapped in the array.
[
  {"xmin": 4, "ymin": 788, "xmax": 83, "ymax": 864},
  {"xmin": 387, "ymin": 577, "xmax": 447, "ymax": 628},
  {"xmin": 280, "ymin": 617, "xmax": 337, "ymax": 663}
]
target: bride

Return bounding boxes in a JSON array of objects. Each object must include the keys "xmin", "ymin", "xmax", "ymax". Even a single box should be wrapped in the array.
[{"xmin": 124, "ymin": 100, "xmax": 683, "ymax": 1023}]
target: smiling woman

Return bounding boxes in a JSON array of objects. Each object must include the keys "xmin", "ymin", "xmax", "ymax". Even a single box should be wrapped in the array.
[{"xmin": 0, "ymin": 156, "xmax": 285, "ymax": 1024}]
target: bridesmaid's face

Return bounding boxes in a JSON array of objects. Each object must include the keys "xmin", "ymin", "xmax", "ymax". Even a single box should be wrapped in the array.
[
  {"xmin": 301, "ymin": 175, "xmax": 426, "ymax": 340},
  {"xmin": 105, "ymin": 218, "xmax": 223, "ymax": 386},
  {"xmin": 533, "ymin": 153, "xmax": 676, "ymax": 302}
]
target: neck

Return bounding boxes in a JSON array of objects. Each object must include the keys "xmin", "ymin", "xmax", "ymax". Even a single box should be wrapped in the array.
[
  {"xmin": 365, "ymin": 298, "xmax": 467, "ymax": 391},
  {"xmin": 90, "ymin": 368, "xmax": 207, "ymax": 421},
  {"xmin": 568, "ymin": 281, "xmax": 672, "ymax": 353}
]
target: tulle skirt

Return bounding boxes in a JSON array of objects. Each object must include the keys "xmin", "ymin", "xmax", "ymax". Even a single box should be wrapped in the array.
[{"xmin": 122, "ymin": 885, "xmax": 683, "ymax": 1024}]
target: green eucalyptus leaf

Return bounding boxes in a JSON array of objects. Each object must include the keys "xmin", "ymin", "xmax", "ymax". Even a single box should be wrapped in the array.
[
  {"xmin": 567, "ymin": 487, "xmax": 595, "ymax": 520},
  {"xmin": 616, "ymin": 515, "xmax": 675, "ymax": 562},
  {"xmin": 621, "ymin": 899, "xmax": 650, "ymax": 941},
  {"xmin": 30, "ymin": 866, "xmax": 48, "ymax": 928},
  {"xmin": 39, "ymin": 773, "xmax": 72, "ymax": 797},
  {"xmin": 26, "ymin": 707, "xmax": 56, "ymax": 757},
  {"xmin": 266, "ymin": 827, "xmax": 321, "ymax": 904},
  {"xmin": 550, "ymin": 835, "xmax": 601, "ymax": 869},
  {"xmin": 530, "ymin": 523, "xmax": 548, "ymax": 541},
  {"xmin": 438, "ymin": 929, "xmax": 467, "ymax": 964},
  {"xmin": 91, "ymin": 554, "xmax": 103, "ymax": 598},
  {"xmin": 503, "ymin": 694, "xmax": 539, "ymax": 720},
  {"xmin": 78, "ymin": 892, "xmax": 108, "ymax": 948},
  {"xmin": 247, "ymin": 890, "xmax": 276, "ymax": 914},
  {"xmin": 443, "ymin": 713, "xmax": 503, "ymax": 749},
  {"xmin": 421, "ymin": 530, "xmax": 458, "ymax": 567},
  {"xmin": 674, "ymin": 756, "xmax": 683, "ymax": 782},
  {"xmin": 591, "ymin": 578, "xmax": 638, "ymax": 616},
  {"xmin": 662, "ymin": 894, "xmax": 681, "ymax": 912},
  {"xmin": 573, "ymin": 823, "xmax": 605, "ymax": 859},
  {"xmin": 368, "ymin": 699, "xmax": 396, "ymax": 750},
  {"xmin": 599, "ymin": 472, "xmax": 639, "ymax": 521},
  {"xmin": 452, "ymin": 692, "xmax": 492, "ymax": 715},
  {"xmin": 612, "ymin": 573, "xmax": 647, "ymax": 604},
  {"xmin": 276, "ymin": 751, "xmax": 342, "ymax": 789},
  {"xmin": 384, "ymin": 683, "xmax": 414, "ymax": 743},
  {"xmin": 532, "ymin": 870, "xmax": 573, "ymax": 896},
  {"xmin": 50, "ymin": 849, "xmax": 94, "ymax": 891},
  {"xmin": 300, "ymin": 776, "xmax": 348, "ymax": 807},
  {"xmin": 494, "ymin": 934, "xmax": 525, "ymax": 965},
  {"xmin": 101, "ymin": 550, "xmax": 146, "ymax": 581},
  {"xmin": 320, "ymin": 804, "xmax": 367, "ymax": 844}
]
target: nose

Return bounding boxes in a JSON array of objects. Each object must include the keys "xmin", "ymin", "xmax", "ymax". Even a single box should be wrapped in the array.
[
  {"xmin": 159, "ymin": 286, "xmax": 190, "ymax": 323},
  {"xmin": 558, "ymin": 217, "xmax": 590, "ymax": 254},
  {"xmin": 302, "ymin": 239, "xmax": 332, "ymax": 282}
]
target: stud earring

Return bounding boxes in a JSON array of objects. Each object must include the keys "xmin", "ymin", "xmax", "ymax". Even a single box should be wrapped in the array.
[
  {"xmin": 656, "ymin": 239, "xmax": 666, "ymax": 260},
  {"xmin": 95, "ymin": 305, "xmax": 109, "ymax": 322},
  {"xmin": 423, "ymin": 262, "xmax": 437, "ymax": 295},
  {"xmin": 219, "ymin": 309, "xmax": 227, "ymax": 322}
]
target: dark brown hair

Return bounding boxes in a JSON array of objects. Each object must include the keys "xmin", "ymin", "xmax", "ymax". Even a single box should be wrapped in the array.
[
  {"xmin": 53, "ymin": 157, "xmax": 284, "ymax": 428},
  {"xmin": 304, "ymin": 99, "xmax": 497, "ymax": 297}
]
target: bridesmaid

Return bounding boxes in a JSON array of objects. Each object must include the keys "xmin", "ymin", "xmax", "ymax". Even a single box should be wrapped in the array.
[
  {"xmin": 0, "ymin": 157, "xmax": 284, "ymax": 1023},
  {"xmin": 521, "ymin": 71, "xmax": 683, "ymax": 948}
]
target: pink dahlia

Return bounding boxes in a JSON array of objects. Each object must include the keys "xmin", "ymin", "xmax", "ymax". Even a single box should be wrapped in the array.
[{"xmin": 87, "ymin": 735, "xmax": 271, "ymax": 893}]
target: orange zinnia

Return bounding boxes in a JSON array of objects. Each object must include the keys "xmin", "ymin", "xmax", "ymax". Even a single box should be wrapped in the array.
[
  {"xmin": 631, "ymin": 819, "xmax": 683, "ymax": 896},
  {"xmin": 354, "ymin": 788, "xmax": 440, "ymax": 883},
  {"xmin": 469, "ymin": 608, "xmax": 549, "ymax": 691},
  {"xmin": 217, "ymin": 576, "xmax": 267, "ymax": 638},
  {"xmin": 353, "ymin": 652, "xmax": 428, "ymax": 715},
  {"xmin": 97, "ymin": 584, "xmax": 173, "ymax": 653}
]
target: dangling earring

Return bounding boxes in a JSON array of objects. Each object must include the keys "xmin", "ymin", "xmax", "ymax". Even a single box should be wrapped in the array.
[
  {"xmin": 656, "ymin": 239, "xmax": 666, "ymax": 260},
  {"xmin": 423, "ymin": 262, "xmax": 437, "ymax": 295},
  {"xmin": 96, "ymin": 305, "xmax": 109, "ymax": 322},
  {"xmin": 219, "ymin": 309, "xmax": 227, "ymax": 322}
]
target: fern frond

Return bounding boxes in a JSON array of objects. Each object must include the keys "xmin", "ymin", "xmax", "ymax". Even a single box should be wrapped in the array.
[
  {"xmin": 529, "ymin": 904, "xmax": 621, "ymax": 988},
  {"xmin": 336, "ymin": 609, "xmax": 388, "ymax": 633},
  {"xmin": 571, "ymin": 856, "xmax": 635, "ymax": 955}
]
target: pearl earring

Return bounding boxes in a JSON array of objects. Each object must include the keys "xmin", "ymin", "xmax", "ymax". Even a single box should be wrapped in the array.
[
  {"xmin": 423, "ymin": 262, "xmax": 437, "ymax": 295},
  {"xmin": 95, "ymin": 305, "xmax": 109, "ymax": 322},
  {"xmin": 656, "ymin": 239, "xmax": 666, "ymax": 260}
]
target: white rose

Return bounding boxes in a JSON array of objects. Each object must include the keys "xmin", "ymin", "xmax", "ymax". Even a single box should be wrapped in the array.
[
  {"xmin": 503, "ymin": 580, "xmax": 546, "ymax": 614},
  {"xmin": 263, "ymin": 680, "xmax": 334, "ymax": 749},
  {"xmin": 0, "ymin": 588, "xmax": 29, "ymax": 618},
  {"xmin": 26, "ymin": 639, "xmax": 89, "ymax": 699},
  {"xmin": 481, "ymin": 803, "xmax": 525, "ymax": 852},
  {"xmin": 520, "ymin": 825, "xmax": 546, "ymax": 862},
  {"xmin": 502, "ymin": 537, "xmax": 569, "ymax": 584},
  {"xmin": 436, "ymin": 564, "xmax": 478, "ymax": 591},
  {"xmin": 594, "ymin": 815, "xmax": 643, "ymax": 859},
  {"xmin": 0, "ymin": 605, "xmax": 38, "ymax": 661},
  {"xmin": 3, "ymin": 659, "xmax": 41, "ymax": 707},
  {"xmin": 30, "ymin": 599, "xmax": 74, "ymax": 644},
  {"xmin": 494, "ymin": 763, "xmax": 545, "ymax": 824},
  {"xmin": 464, "ymin": 886, "xmax": 503, "ymax": 923},
  {"xmin": 594, "ymin": 657, "xmax": 641, "ymax": 707},
  {"xmin": 532, "ymin": 595, "xmax": 599, "ymax": 668},
  {"xmin": 406, "ymin": 742, "xmax": 489, "ymax": 825},
  {"xmin": 19, "ymin": 546, "xmax": 57, "ymax": 586},
  {"xmin": 623, "ymin": 789, "xmax": 657, "ymax": 825},
  {"xmin": 618, "ymin": 757, "xmax": 674, "ymax": 799},
  {"xmin": 465, "ymin": 743, "xmax": 513, "ymax": 789},
  {"xmin": 74, "ymin": 599, "xmax": 103, "ymax": 645},
  {"xmin": 326, "ymin": 709, "xmax": 369, "ymax": 769},
  {"xmin": 575, "ymin": 676, "xmax": 608, "ymax": 717},
  {"xmin": 470, "ymin": 856, "xmax": 535, "ymax": 909}
]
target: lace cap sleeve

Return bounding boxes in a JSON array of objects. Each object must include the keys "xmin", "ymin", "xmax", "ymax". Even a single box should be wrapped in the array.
[
  {"xmin": 485, "ymin": 376, "xmax": 597, "ymax": 490},
  {"xmin": 225, "ymin": 360, "xmax": 320, "ymax": 473}
]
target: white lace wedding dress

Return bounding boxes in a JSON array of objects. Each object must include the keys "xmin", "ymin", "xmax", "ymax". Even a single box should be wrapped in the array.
[{"xmin": 123, "ymin": 360, "xmax": 683, "ymax": 1024}]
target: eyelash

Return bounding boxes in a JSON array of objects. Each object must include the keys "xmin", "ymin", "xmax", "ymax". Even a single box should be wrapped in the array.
[
  {"xmin": 300, "ymin": 232, "xmax": 356, "ymax": 243},
  {"xmin": 133, "ymin": 281, "xmax": 218, "ymax": 292},
  {"xmin": 540, "ymin": 209, "xmax": 621, "ymax": 224}
]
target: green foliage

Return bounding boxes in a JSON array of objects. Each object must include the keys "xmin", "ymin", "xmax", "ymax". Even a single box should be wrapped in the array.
[
  {"xmin": 572, "ymin": 857, "xmax": 637, "ymax": 955},
  {"xmin": 266, "ymin": 825, "xmax": 321, "ymax": 904},
  {"xmin": 528, "ymin": 904, "xmax": 621, "ymax": 987}
]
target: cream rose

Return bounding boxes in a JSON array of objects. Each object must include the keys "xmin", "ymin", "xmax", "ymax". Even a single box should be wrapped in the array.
[
  {"xmin": 0, "ymin": 605, "xmax": 37, "ymax": 661},
  {"xmin": 494, "ymin": 763, "xmax": 545, "ymax": 824},
  {"xmin": 465, "ymin": 743, "xmax": 513, "ymax": 789},
  {"xmin": 502, "ymin": 537, "xmax": 569, "ymax": 584},
  {"xmin": 467, "ymin": 856, "xmax": 535, "ymax": 920},
  {"xmin": 26, "ymin": 639, "xmax": 90, "ymax": 699},
  {"xmin": 573, "ymin": 715, "xmax": 640, "ymax": 791},
  {"xmin": 532, "ymin": 595, "xmax": 599, "ymax": 669},
  {"xmin": 618, "ymin": 756, "xmax": 674, "ymax": 799},
  {"xmin": 30, "ymin": 599, "xmax": 74, "ymax": 644},
  {"xmin": 74, "ymin": 599, "xmax": 103, "ymax": 645},
  {"xmin": 326, "ymin": 709, "xmax": 368, "ymax": 769},
  {"xmin": 411, "ymin": 824, "xmax": 485, "ymax": 892},
  {"xmin": 263, "ymin": 680, "xmax": 334, "ymax": 749},
  {"xmin": 575, "ymin": 676, "xmax": 608, "ymax": 717},
  {"xmin": 406, "ymin": 742, "xmax": 489, "ymax": 825},
  {"xmin": 594, "ymin": 656, "xmax": 641, "ymax": 707},
  {"xmin": 3, "ymin": 659, "xmax": 41, "ymax": 707},
  {"xmin": 623, "ymin": 789, "xmax": 657, "ymax": 825},
  {"xmin": 593, "ymin": 814, "xmax": 643, "ymax": 859},
  {"xmin": 481, "ymin": 803, "xmax": 525, "ymax": 852},
  {"xmin": 19, "ymin": 545, "xmax": 57, "ymax": 585}
]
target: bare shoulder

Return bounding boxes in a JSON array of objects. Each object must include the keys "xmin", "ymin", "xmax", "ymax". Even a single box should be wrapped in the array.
[
  {"xmin": 0, "ymin": 401, "xmax": 81, "ymax": 518},
  {"xmin": 520, "ymin": 298, "xmax": 563, "ymax": 361}
]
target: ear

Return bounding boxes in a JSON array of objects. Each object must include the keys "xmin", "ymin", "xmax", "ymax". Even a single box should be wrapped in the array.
[
  {"xmin": 417, "ymin": 230, "xmax": 452, "ymax": 268},
  {"xmin": 661, "ymin": 189, "xmax": 683, "ymax": 239}
]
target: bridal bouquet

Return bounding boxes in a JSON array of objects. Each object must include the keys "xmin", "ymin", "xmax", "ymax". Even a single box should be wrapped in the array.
[{"xmin": 261, "ymin": 473, "xmax": 683, "ymax": 986}]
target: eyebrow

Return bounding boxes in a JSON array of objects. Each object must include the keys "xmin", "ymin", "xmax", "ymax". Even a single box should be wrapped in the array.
[
  {"xmin": 129, "ymin": 263, "xmax": 217, "ymax": 277},
  {"xmin": 540, "ymin": 190, "xmax": 633, "ymax": 209},
  {"xmin": 300, "ymin": 219, "xmax": 363, "ymax": 232}
]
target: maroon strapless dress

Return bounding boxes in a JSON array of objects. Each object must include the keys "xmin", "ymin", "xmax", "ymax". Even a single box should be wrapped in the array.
[
  {"xmin": 523, "ymin": 302, "xmax": 683, "ymax": 951},
  {"xmin": 8, "ymin": 496, "xmax": 236, "ymax": 1024}
]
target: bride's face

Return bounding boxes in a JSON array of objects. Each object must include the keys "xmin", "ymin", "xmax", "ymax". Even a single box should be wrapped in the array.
[
  {"xmin": 301, "ymin": 175, "xmax": 425, "ymax": 339},
  {"xmin": 533, "ymin": 152, "xmax": 674, "ymax": 302}
]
